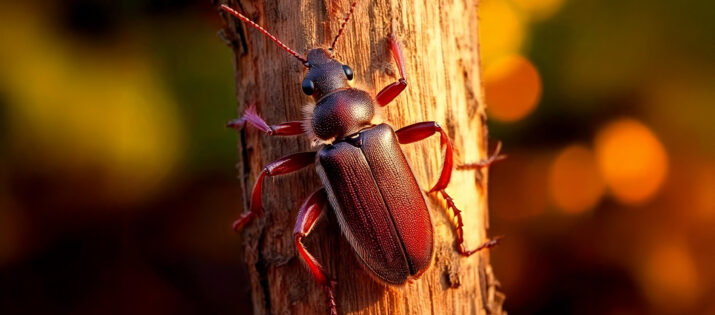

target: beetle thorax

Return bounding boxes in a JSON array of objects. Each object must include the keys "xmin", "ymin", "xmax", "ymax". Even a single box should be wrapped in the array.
[
  {"xmin": 311, "ymin": 89, "xmax": 374, "ymax": 141},
  {"xmin": 304, "ymin": 49, "xmax": 350, "ymax": 100}
]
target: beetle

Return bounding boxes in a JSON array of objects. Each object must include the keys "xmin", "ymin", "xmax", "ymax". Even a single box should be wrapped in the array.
[{"xmin": 221, "ymin": 2, "xmax": 503, "ymax": 314}]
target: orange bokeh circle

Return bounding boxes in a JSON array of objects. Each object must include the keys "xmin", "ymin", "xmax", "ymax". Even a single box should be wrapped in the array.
[
  {"xmin": 595, "ymin": 119, "xmax": 668, "ymax": 205},
  {"xmin": 484, "ymin": 55, "xmax": 542, "ymax": 122},
  {"xmin": 548, "ymin": 145, "xmax": 605, "ymax": 214}
]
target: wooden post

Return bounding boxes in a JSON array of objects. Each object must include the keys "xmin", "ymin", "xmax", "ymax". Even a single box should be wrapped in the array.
[{"xmin": 216, "ymin": 0, "xmax": 505, "ymax": 313}]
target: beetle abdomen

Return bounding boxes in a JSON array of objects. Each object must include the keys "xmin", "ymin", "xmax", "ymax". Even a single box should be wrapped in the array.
[{"xmin": 317, "ymin": 124, "xmax": 434, "ymax": 284}]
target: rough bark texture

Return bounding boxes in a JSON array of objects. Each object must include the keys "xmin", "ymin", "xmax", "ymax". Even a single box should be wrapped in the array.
[{"xmin": 216, "ymin": 0, "xmax": 505, "ymax": 314}]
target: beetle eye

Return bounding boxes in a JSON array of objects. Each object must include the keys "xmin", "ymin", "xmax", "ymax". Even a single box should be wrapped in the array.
[
  {"xmin": 342, "ymin": 65, "xmax": 354, "ymax": 80},
  {"xmin": 302, "ymin": 79, "xmax": 315, "ymax": 95}
]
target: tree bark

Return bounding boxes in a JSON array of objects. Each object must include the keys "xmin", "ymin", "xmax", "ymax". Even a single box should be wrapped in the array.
[{"xmin": 216, "ymin": 0, "xmax": 505, "ymax": 314}]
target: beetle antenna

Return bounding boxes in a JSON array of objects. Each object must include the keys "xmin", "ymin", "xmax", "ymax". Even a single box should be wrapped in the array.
[
  {"xmin": 329, "ymin": 0, "xmax": 358, "ymax": 52},
  {"xmin": 220, "ymin": 4, "xmax": 308, "ymax": 65}
]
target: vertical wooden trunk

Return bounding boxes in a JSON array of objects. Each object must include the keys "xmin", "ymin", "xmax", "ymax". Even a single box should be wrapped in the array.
[{"xmin": 217, "ymin": 0, "xmax": 505, "ymax": 313}]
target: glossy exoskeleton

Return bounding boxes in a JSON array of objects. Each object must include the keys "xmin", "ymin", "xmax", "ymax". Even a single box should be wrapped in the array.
[{"xmin": 221, "ymin": 2, "xmax": 501, "ymax": 314}]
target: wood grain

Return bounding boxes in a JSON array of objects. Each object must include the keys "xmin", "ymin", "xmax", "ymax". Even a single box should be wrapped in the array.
[{"xmin": 216, "ymin": 0, "xmax": 505, "ymax": 313}]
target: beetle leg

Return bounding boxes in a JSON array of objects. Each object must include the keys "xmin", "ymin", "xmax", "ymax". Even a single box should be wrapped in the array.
[
  {"xmin": 227, "ymin": 104, "xmax": 304, "ymax": 136},
  {"xmin": 457, "ymin": 141, "xmax": 507, "ymax": 170},
  {"xmin": 233, "ymin": 151, "xmax": 317, "ymax": 231},
  {"xmin": 376, "ymin": 34, "xmax": 408, "ymax": 106},
  {"xmin": 293, "ymin": 188, "xmax": 338, "ymax": 315},
  {"xmin": 438, "ymin": 189, "xmax": 502, "ymax": 256},
  {"xmin": 395, "ymin": 121, "xmax": 453, "ymax": 193},
  {"xmin": 396, "ymin": 123, "xmax": 500, "ymax": 256}
]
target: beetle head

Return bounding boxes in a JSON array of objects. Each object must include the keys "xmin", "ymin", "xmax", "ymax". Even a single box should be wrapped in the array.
[{"xmin": 301, "ymin": 49, "xmax": 354, "ymax": 101}]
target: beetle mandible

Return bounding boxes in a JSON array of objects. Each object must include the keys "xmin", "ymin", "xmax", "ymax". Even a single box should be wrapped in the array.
[{"xmin": 221, "ymin": 2, "xmax": 503, "ymax": 314}]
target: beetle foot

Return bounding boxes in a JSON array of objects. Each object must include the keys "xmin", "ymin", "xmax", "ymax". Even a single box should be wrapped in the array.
[
  {"xmin": 438, "ymin": 189, "xmax": 502, "ymax": 256},
  {"xmin": 457, "ymin": 141, "xmax": 506, "ymax": 170},
  {"xmin": 437, "ymin": 189, "xmax": 468, "ymax": 253},
  {"xmin": 324, "ymin": 280, "xmax": 338, "ymax": 315},
  {"xmin": 459, "ymin": 236, "xmax": 503, "ymax": 257}
]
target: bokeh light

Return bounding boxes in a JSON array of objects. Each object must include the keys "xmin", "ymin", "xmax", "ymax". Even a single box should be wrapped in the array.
[
  {"xmin": 483, "ymin": 0, "xmax": 715, "ymax": 313},
  {"xmin": 479, "ymin": 0, "xmax": 525, "ymax": 65},
  {"xmin": 0, "ymin": 3, "xmax": 183, "ymax": 206},
  {"xmin": 548, "ymin": 145, "xmax": 605, "ymax": 214},
  {"xmin": 0, "ymin": 1, "xmax": 247, "ymax": 314},
  {"xmin": 483, "ymin": 55, "xmax": 542, "ymax": 122},
  {"xmin": 639, "ymin": 241, "xmax": 701, "ymax": 313},
  {"xmin": 595, "ymin": 119, "xmax": 668, "ymax": 205}
]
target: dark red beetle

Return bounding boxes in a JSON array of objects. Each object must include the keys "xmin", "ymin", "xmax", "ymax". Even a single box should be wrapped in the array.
[{"xmin": 221, "ymin": 2, "xmax": 502, "ymax": 314}]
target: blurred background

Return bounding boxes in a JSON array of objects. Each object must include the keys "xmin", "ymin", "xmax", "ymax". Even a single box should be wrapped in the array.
[
  {"xmin": 0, "ymin": 0, "xmax": 712, "ymax": 314},
  {"xmin": 481, "ymin": 0, "xmax": 715, "ymax": 314}
]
